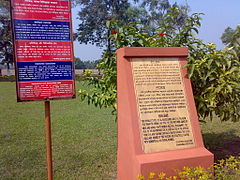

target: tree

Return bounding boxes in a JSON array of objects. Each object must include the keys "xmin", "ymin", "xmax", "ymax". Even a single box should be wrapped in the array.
[
  {"xmin": 74, "ymin": 0, "xmax": 132, "ymax": 48},
  {"xmin": 75, "ymin": 57, "xmax": 86, "ymax": 69},
  {"xmin": 221, "ymin": 25, "xmax": 240, "ymax": 59},
  {"xmin": 83, "ymin": 60, "xmax": 99, "ymax": 69},
  {"xmin": 79, "ymin": 8, "xmax": 240, "ymax": 122},
  {"xmin": 137, "ymin": 0, "xmax": 190, "ymax": 34},
  {"xmin": 74, "ymin": 0, "xmax": 190, "ymax": 49},
  {"xmin": 0, "ymin": 0, "xmax": 13, "ymax": 71},
  {"xmin": 221, "ymin": 27, "xmax": 235, "ymax": 45},
  {"xmin": 75, "ymin": 57, "xmax": 99, "ymax": 69}
]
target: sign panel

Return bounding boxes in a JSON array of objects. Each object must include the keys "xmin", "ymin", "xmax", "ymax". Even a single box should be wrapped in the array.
[
  {"xmin": 131, "ymin": 58, "xmax": 195, "ymax": 153},
  {"xmin": 11, "ymin": 0, "xmax": 75, "ymax": 101}
]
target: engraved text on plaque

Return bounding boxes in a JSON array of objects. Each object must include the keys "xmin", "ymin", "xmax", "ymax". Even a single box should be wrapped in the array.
[{"xmin": 131, "ymin": 58, "xmax": 195, "ymax": 153}]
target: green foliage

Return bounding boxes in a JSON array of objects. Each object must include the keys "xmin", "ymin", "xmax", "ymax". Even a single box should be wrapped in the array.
[
  {"xmin": 79, "ymin": 7, "xmax": 240, "ymax": 122},
  {"xmin": 177, "ymin": 166, "xmax": 213, "ymax": 180},
  {"xmin": 137, "ymin": 0, "xmax": 190, "ymax": 34},
  {"xmin": 215, "ymin": 156, "xmax": 240, "ymax": 180},
  {"xmin": 75, "ymin": 57, "xmax": 86, "ymax": 69},
  {"xmin": 74, "ymin": 0, "xmax": 132, "ymax": 47},
  {"xmin": 138, "ymin": 156, "xmax": 240, "ymax": 180},
  {"xmin": 75, "ymin": 57, "xmax": 99, "ymax": 69},
  {"xmin": 75, "ymin": 74, "xmax": 102, "ymax": 81},
  {"xmin": 0, "ymin": 75, "xmax": 15, "ymax": 82},
  {"xmin": 0, "ymin": 0, "xmax": 13, "ymax": 68},
  {"xmin": 74, "ymin": 0, "xmax": 190, "ymax": 48},
  {"xmin": 79, "ymin": 53, "xmax": 117, "ymax": 112},
  {"xmin": 188, "ymin": 45, "xmax": 240, "ymax": 121},
  {"xmin": 221, "ymin": 25, "xmax": 240, "ymax": 47},
  {"xmin": 221, "ymin": 25, "xmax": 240, "ymax": 60},
  {"xmin": 221, "ymin": 27, "xmax": 236, "ymax": 45}
]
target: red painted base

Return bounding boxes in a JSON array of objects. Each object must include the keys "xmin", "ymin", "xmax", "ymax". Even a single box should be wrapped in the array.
[
  {"xmin": 118, "ymin": 147, "xmax": 213, "ymax": 180},
  {"xmin": 117, "ymin": 47, "xmax": 214, "ymax": 180},
  {"xmin": 137, "ymin": 147, "xmax": 213, "ymax": 178}
]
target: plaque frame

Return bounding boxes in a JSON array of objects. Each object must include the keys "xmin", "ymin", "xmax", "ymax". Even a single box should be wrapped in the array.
[{"xmin": 117, "ymin": 47, "xmax": 213, "ymax": 179}]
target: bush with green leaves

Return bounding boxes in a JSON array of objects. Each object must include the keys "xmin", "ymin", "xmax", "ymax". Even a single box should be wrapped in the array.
[
  {"xmin": 79, "ymin": 7, "xmax": 240, "ymax": 121},
  {"xmin": 0, "ymin": 75, "xmax": 15, "ymax": 82}
]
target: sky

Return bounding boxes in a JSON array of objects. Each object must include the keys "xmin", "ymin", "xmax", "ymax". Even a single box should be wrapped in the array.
[{"xmin": 72, "ymin": 0, "xmax": 240, "ymax": 61}]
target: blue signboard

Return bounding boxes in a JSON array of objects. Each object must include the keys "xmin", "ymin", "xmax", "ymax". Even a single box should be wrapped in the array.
[
  {"xmin": 17, "ymin": 61, "xmax": 73, "ymax": 82},
  {"xmin": 14, "ymin": 19, "xmax": 71, "ymax": 41},
  {"xmin": 12, "ymin": 0, "xmax": 75, "ymax": 101}
]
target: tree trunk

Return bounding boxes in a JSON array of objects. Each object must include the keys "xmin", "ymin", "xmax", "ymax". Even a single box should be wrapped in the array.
[{"xmin": 6, "ymin": 62, "xmax": 10, "ymax": 76}]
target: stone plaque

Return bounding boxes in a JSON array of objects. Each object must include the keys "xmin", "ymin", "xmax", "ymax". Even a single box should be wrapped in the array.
[{"xmin": 131, "ymin": 57, "xmax": 195, "ymax": 153}]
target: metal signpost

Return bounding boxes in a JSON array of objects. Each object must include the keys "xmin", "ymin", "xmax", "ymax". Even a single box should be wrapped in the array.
[{"xmin": 10, "ymin": 0, "xmax": 75, "ymax": 179}]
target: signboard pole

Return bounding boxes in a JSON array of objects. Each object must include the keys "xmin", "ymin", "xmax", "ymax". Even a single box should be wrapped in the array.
[
  {"xmin": 45, "ymin": 101, "xmax": 53, "ymax": 180},
  {"xmin": 10, "ymin": 0, "xmax": 75, "ymax": 179}
]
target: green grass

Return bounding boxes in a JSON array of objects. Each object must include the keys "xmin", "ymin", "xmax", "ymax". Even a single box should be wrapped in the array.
[
  {"xmin": 0, "ymin": 82, "xmax": 116, "ymax": 180},
  {"xmin": 201, "ymin": 118, "xmax": 240, "ymax": 161},
  {"xmin": 1, "ymin": 82, "xmax": 240, "ymax": 179}
]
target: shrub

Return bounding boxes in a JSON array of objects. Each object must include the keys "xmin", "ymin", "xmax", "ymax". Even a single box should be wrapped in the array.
[
  {"xmin": 0, "ymin": 75, "xmax": 15, "ymax": 82},
  {"xmin": 138, "ymin": 156, "xmax": 240, "ymax": 180},
  {"xmin": 214, "ymin": 156, "xmax": 240, "ymax": 180},
  {"xmin": 75, "ymin": 73, "xmax": 102, "ymax": 82},
  {"xmin": 79, "ymin": 8, "xmax": 240, "ymax": 121}
]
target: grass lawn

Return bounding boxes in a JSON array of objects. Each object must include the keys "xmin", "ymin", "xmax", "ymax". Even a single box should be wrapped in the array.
[
  {"xmin": 0, "ymin": 82, "xmax": 116, "ymax": 180},
  {"xmin": 1, "ymin": 82, "xmax": 240, "ymax": 179},
  {"xmin": 201, "ymin": 118, "xmax": 240, "ymax": 161}
]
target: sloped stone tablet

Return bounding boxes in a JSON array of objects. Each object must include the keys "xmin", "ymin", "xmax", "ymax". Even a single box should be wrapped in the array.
[{"xmin": 131, "ymin": 58, "xmax": 195, "ymax": 153}]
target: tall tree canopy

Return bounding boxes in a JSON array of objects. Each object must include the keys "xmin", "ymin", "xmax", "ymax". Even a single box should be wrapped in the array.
[
  {"xmin": 221, "ymin": 25, "xmax": 240, "ymax": 59},
  {"xmin": 74, "ymin": 0, "xmax": 190, "ymax": 48},
  {"xmin": 137, "ymin": 0, "xmax": 190, "ymax": 33},
  {"xmin": 74, "ymin": 0, "xmax": 132, "ymax": 47}
]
